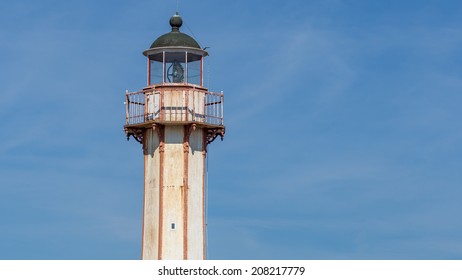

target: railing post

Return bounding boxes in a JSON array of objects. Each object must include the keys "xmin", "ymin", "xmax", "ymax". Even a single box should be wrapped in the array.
[
  {"xmin": 192, "ymin": 89, "xmax": 195, "ymax": 122},
  {"xmin": 185, "ymin": 90, "xmax": 189, "ymax": 122},
  {"xmin": 137, "ymin": 92, "xmax": 140, "ymax": 123},
  {"xmin": 215, "ymin": 94, "xmax": 218, "ymax": 124},
  {"xmin": 204, "ymin": 91, "xmax": 207, "ymax": 124},
  {"xmin": 221, "ymin": 92, "xmax": 224, "ymax": 125},
  {"xmin": 144, "ymin": 90, "xmax": 148, "ymax": 122},
  {"xmin": 160, "ymin": 89, "xmax": 165, "ymax": 121},
  {"xmin": 125, "ymin": 90, "xmax": 129, "ymax": 125}
]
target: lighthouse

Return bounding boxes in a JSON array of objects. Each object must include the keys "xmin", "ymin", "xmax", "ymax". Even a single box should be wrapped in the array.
[{"xmin": 124, "ymin": 13, "xmax": 225, "ymax": 260}]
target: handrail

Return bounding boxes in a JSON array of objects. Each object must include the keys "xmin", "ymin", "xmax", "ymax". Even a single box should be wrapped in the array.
[{"xmin": 125, "ymin": 88, "xmax": 224, "ymax": 126}]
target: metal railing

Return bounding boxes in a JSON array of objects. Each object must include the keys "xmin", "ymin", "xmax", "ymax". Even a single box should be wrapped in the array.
[{"xmin": 125, "ymin": 88, "xmax": 224, "ymax": 126}]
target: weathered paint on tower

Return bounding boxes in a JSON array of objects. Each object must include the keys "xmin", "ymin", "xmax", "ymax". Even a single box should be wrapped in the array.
[{"xmin": 124, "ymin": 13, "xmax": 225, "ymax": 260}]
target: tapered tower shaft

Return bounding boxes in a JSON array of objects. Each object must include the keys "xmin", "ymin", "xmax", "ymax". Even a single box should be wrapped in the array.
[{"xmin": 141, "ymin": 124, "xmax": 206, "ymax": 259}]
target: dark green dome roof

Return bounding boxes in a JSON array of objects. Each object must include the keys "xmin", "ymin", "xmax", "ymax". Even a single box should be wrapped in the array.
[{"xmin": 150, "ymin": 13, "xmax": 201, "ymax": 49}]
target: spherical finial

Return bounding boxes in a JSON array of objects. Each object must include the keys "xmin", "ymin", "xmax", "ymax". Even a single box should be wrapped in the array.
[
  {"xmin": 170, "ymin": 12, "xmax": 183, "ymax": 32},
  {"xmin": 147, "ymin": 12, "xmax": 201, "ymax": 50}
]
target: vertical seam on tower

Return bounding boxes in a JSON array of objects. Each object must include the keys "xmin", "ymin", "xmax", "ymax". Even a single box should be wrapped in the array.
[
  {"xmin": 141, "ymin": 130, "xmax": 147, "ymax": 259},
  {"xmin": 183, "ymin": 127, "xmax": 189, "ymax": 260},
  {"xmin": 157, "ymin": 125, "xmax": 165, "ymax": 260},
  {"xmin": 202, "ymin": 129, "xmax": 207, "ymax": 259},
  {"xmin": 183, "ymin": 124, "xmax": 195, "ymax": 259}
]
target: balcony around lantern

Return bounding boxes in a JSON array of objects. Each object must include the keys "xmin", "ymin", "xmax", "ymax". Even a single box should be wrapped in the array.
[{"xmin": 124, "ymin": 86, "xmax": 224, "ymax": 129}]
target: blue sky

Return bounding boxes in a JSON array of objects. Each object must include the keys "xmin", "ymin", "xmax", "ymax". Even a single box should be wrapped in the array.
[{"xmin": 1, "ymin": 0, "xmax": 462, "ymax": 259}]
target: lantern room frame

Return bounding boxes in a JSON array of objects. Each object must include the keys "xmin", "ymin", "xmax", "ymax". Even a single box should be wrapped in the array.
[{"xmin": 145, "ymin": 48, "xmax": 207, "ymax": 87}]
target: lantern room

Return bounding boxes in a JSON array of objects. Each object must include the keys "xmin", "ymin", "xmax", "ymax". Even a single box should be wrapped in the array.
[{"xmin": 143, "ymin": 13, "xmax": 208, "ymax": 86}]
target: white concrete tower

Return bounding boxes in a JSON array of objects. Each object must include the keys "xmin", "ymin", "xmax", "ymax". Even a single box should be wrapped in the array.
[{"xmin": 124, "ymin": 13, "xmax": 225, "ymax": 260}]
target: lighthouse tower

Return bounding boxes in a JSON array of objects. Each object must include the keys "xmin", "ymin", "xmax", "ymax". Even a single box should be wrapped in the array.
[{"xmin": 124, "ymin": 13, "xmax": 225, "ymax": 260}]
